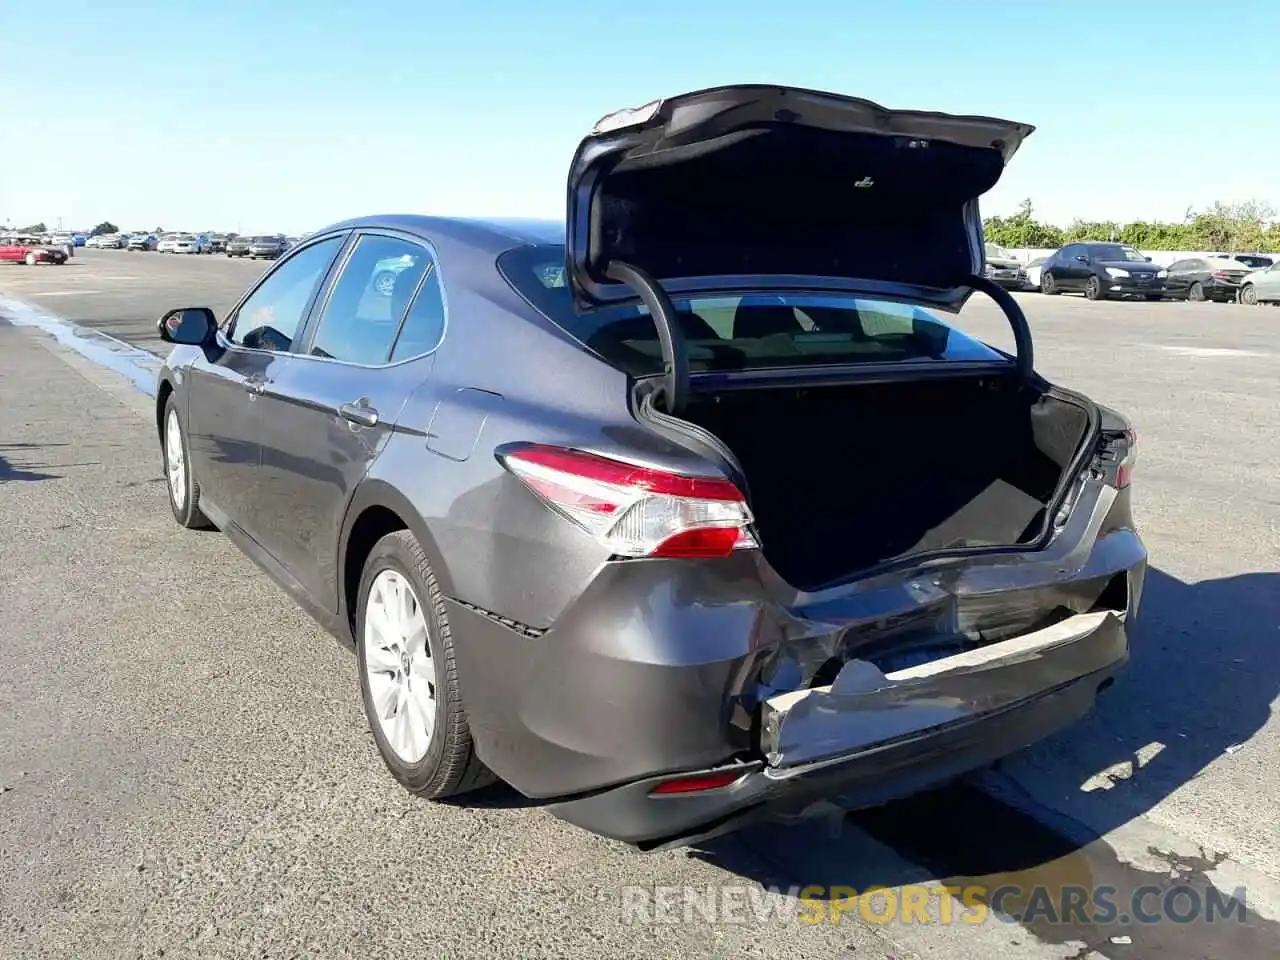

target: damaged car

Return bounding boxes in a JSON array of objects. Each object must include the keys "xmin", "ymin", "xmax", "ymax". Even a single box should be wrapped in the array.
[{"xmin": 153, "ymin": 84, "xmax": 1146, "ymax": 851}]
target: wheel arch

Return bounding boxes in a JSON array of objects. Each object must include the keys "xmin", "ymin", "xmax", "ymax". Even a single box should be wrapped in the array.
[
  {"xmin": 155, "ymin": 376, "xmax": 176, "ymax": 441},
  {"xmin": 337, "ymin": 479, "xmax": 455, "ymax": 645}
]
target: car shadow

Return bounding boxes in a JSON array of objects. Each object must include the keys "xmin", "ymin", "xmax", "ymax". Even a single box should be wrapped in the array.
[
  {"xmin": 0, "ymin": 442, "xmax": 67, "ymax": 483},
  {"xmin": 688, "ymin": 566, "xmax": 1280, "ymax": 894}
]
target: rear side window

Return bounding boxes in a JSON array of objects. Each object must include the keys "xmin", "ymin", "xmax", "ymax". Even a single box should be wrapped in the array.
[
  {"xmin": 309, "ymin": 235, "xmax": 432, "ymax": 365},
  {"xmin": 498, "ymin": 243, "xmax": 1006, "ymax": 377},
  {"xmin": 391, "ymin": 268, "xmax": 446, "ymax": 361}
]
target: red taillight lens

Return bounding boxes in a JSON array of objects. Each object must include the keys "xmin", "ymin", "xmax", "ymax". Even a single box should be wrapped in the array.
[
  {"xmin": 499, "ymin": 444, "xmax": 758, "ymax": 560},
  {"xmin": 650, "ymin": 770, "xmax": 745, "ymax": 795},
  {"xmin": 1115, "ymin": 427, "xmax": 1136, "ymax": 488}
]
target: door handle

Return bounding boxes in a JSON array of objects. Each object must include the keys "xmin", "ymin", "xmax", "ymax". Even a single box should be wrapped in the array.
[{"xmin": 338, "ymin": 401, "xmax": 379, "ymax": 428}]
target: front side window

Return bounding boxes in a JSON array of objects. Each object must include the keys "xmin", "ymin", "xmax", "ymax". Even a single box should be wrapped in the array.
[
  {"xmin": 227, "ymin": 235, "xmax": 344, "ymax": 353},
  {"xmin": 308, "ymin": 234, "xmax": 434, "ymax": 365},
  {"xmin": 498, "ymin": 243, "xmax": 1006, "ymax": 377}
]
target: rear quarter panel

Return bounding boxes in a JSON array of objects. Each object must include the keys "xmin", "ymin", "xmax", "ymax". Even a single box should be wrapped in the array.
[{"xmin": 377, "ymin": 268, "xmax": 718, "ymax": 630}]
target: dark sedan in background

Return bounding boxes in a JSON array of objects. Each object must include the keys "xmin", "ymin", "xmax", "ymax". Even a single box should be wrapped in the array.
[
  {"xmin": 152, "ymin": 85, "xmax": 1145, "ymax": 851},
  {"xmin": 1164, "ymin": 257, "xmax": 1254, "ymax": 302},
  {"xmin": 1039, "ymin": 241, "xmax": 1166, "ymax": 300},
  {"xmin": 247, "ymin": 235, "xmax": 286, "ymax": 259}
]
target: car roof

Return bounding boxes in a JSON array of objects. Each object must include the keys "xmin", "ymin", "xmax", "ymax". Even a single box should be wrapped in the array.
[{"xmin": 314, "ymin": 214, "xmax": 565, "ymax": 254}]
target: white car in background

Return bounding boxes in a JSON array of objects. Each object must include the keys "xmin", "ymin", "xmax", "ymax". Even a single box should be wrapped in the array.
[
  {"xmin": 1024, "ymin": 254, "xmax": 1050, "ymax": 291},
  {"xmin": 159, "ymin": 233, "xmax": 212, "ymax": 254}
]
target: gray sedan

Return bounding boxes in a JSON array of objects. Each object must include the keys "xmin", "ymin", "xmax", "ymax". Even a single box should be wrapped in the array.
[{"xmin": 152, "ymin": 84, "xmax": 1146, "ymax": 850}]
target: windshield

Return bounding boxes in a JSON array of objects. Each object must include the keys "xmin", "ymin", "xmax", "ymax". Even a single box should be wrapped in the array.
[
  {"xmin": 252, "ymin": 235, "xmax": 276, "ymax": 243},
  {"xmin": 498, "ymin": 244, "xmax": 1006, "ymax": 377},
  {"xmin": 1089, "ymin": 244, "xmax": 1147, "ymax": 262},
  {"xmin": 985, "ymin": 243, "xmax": 1014, "ymax": 260}
]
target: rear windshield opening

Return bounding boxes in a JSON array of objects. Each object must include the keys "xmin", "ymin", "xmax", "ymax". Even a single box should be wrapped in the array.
[{"xmin": 498, "ymin": 243, "xmax": 1007, "ymax": 377}]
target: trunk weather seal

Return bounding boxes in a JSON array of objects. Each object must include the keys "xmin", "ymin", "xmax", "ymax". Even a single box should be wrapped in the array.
[{"xmin": 604, "ymin": 260, "xmax": 689, "ymax": 414}]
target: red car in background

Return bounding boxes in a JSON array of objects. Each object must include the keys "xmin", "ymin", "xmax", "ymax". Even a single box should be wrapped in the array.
[{"xmin": 0, "ymin": 235, "xmax": 69, "ymax": 265}]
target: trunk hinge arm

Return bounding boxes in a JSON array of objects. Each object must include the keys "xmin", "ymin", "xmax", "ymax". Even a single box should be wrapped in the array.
[
  {"xmin": 966, "ymin": 274, "xmax": 1035, "ymax": 380},
  {"xmin": 605, "ymin": 260, "xmax": 689, "ymax": 415}
]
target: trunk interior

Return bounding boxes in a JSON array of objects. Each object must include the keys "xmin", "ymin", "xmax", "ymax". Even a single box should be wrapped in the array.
[{"xmin": 679, "ymin": 374, "xmax": 1094, "ymax": 591}]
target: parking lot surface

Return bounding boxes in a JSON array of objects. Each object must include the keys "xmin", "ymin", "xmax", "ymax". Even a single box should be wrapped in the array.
[{"xmin": 3, "ymin": 249, "xmax": 1279, "ymax": 959}]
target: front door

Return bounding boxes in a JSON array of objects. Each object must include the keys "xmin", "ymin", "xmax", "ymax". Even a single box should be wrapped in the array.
[
  {"xmin": 189, "ymin": 233, "xmax": 349, "ymax": 531},
  {"xmin": 250, "ymin": 231, "xmax": 446, "ymax": 610},
  {"xmin": 185, "ymin": 346, "xmax": 286, "ymax": 527}
]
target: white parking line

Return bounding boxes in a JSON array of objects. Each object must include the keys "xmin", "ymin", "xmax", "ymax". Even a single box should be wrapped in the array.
[
  {"xmin": 28, "ymin": 290, "xmax": 103, "ymax": 297},
  {"xmin": 1153, "ymin": 345, "xmax": 1268, "ymax": 358}
]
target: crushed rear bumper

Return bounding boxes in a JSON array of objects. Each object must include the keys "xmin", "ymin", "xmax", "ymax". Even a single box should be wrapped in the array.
[{"xmin": 547, "ymin": 609, "xmax": 1128, "ymax": 849}]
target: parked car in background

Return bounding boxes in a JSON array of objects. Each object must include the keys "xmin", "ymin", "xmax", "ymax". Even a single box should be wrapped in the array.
[
  {"xmin": 208, "ymin": 233, "xmax": 232, "ymax": 253},
  {"xmin": 246, "ymin": 235, "xmax": 286, "ymax": 259},
  {"xmin": 73, "ymin": 234, "xmax": 87, "ymax": 247},
  {"xmin": 1023, "ymin": 254, "xmax": 1050, "ymax": 291},
  {"xmin": 90, "ymin": 233, "xmax": 127, "ymax": 249},
  {"xmin": 152, "ymin": 85, "xmax": 1144, "ymax": 851},
  {"xmin": 1039, "ymin": 242, "xmax": 1166, "ymax": 300},
  {"xmin": 1238, "ymin": 261, "xmax": 1280, "ymax": 305},
  {"xmin": 0, "ymin": 235, "xmax": 69, "ymax": 265},
  {"xmin": 128, "ymin": 233, "xmax": 159, "ymax": 251},
  {"xmin": 50, "ymin": 232, "xmax": 76, "ymax": 248},
  {"xmin": 1163, "ymin": 257, "xmax": 1254, "ymax": 302},
  {"xmin": 166, "ymin": 233, "xmax": 213, "ymax": 254},
  {"xmin": 1209, "ymin": 252, "xmax": 1273, "ymax": 271},
  {"xmin": 982, "ymin": 242, "xmax": 1027, "ymax": 290},
  {"xmin": 157, "ymin": 233, "xmax": 183, "ymax": 254},
  {"xmin": 225, "ymin": 236, "xmax": 253, "ymax": 257}
]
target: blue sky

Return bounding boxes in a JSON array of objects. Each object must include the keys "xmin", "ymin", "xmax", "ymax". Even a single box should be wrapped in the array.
[{"xmin": 4, "ymin": 0, "xmax": 1278, "ymax": 234}]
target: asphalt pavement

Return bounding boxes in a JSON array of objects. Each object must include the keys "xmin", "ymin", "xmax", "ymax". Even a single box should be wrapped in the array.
[{"xmin": 2, "ymin": 249, "xmax": 1279, "ymax": 960}]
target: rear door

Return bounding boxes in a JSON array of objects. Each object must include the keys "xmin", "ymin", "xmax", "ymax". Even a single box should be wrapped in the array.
[
  {"xmin": 1164, "ymin": 259, "xmax": 1194, "ymax": 297},
  {"xmin": 250, "ymin": 230, "xmax": 449, "ymax": 610},
  {"xmin": 185, "ymin": 233, "xmax": 348, "ymax": 528}
]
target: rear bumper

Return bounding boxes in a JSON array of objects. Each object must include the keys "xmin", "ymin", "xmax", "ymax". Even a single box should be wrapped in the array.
[
  {"xmin": 550, "ymin": 612, "xmax": 1127, "ymax": 848},
  {"xmin": 447, "ymin": 470, "xmax": 1146, "ymax": 838}
]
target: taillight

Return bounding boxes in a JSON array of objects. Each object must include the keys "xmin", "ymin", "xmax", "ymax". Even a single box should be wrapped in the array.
[
  {"xmin": 1109, "ymin": 427, "xmax": 1137, "ymax": 489},
  {"xmin": 498, "ymin": 443, "xmax": 758, "ymax": 559}
]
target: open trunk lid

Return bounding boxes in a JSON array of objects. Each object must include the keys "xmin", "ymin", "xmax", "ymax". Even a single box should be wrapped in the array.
[
  {"xmin": 561, "ymin": 85, "xmax": 1037, "ymax": 414},
  {"xmin": 566, "ymin": 85, "xmax": 1035, "ymax": 311}
]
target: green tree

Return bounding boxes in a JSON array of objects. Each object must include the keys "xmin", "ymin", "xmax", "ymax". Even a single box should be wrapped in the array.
[
  {"xmin": 18, "ymin": 222, "xmax": 47, "ymax": 233},
  {"xmin": 89, "ymin": 221, "xmax": 119, "ymax": 237}
]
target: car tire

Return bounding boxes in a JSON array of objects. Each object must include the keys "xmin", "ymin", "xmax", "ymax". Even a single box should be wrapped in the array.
[
  {"xmin": 1040, "ymin": 272, "xmax": 1058, "ymax": 295},
  {"xmin": 24, "ymin": 253, "xmax": 36, "ymax": 266},
  {"xmin": 355, "ymin": 530, "xmax": 495, "ymax": 800},
  {"xmin": 1188, "ymin": 281, "xmax": 1205, "ymax": 302},
  {"xmin": 1144, "ymin": 295, "xmax": 1162, "ymax": 301},
  {"xmin": 1240, "ymin": 284, "xmax": 1257, "ymax": 306},
  {"xmin": 1084, "ymin": 275, "xmax": 1105, "ymax": 300},
  {"xmin": 162, "ymin": 395, "xmax": 213, "ymax": 530}
]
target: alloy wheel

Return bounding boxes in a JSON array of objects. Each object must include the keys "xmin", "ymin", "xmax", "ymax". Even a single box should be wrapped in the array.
[
  {"xmin": 165, "ymin": 409, "xmax": 186, "ymax": 509},
  {"xmin": 362, "ymin": 569, "xmax": 437, "ymax": 764}
]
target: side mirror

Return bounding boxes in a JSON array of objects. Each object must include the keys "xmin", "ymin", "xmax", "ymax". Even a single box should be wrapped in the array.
[{"xmin": 158, "ymin": 307, "xmax": 216, "ymax": 346}]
